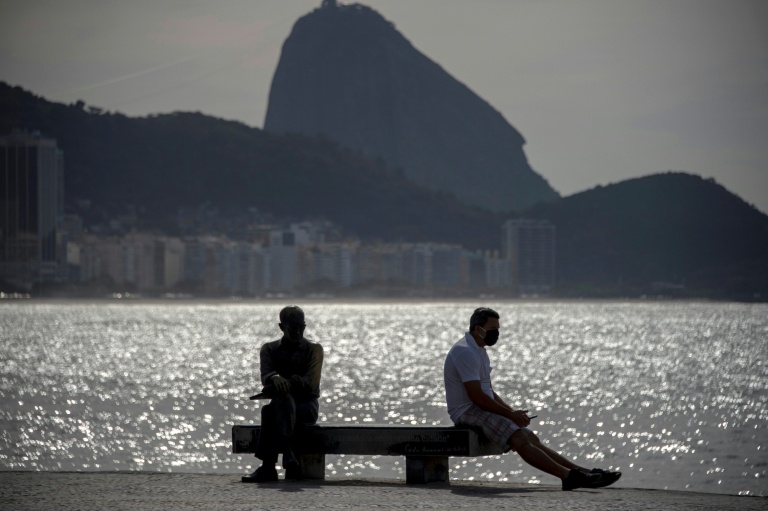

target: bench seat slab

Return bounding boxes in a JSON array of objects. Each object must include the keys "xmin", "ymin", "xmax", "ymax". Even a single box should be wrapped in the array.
[{"xmin": 233, "ymin": 425, "xmax": 502, "ymax": 484}]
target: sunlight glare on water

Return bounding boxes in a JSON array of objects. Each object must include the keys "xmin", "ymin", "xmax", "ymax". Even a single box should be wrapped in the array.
[{"xmin": 0, "ymin": 301, "xmax": 765, "ymax": 495}]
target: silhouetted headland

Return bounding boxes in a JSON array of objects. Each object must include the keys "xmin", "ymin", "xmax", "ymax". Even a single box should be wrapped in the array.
[{"xmin": 264, "ymin": 1, "xmax": 558, "ymax": 213}]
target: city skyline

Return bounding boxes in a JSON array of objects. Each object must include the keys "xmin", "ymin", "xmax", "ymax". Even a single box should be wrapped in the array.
[
  {"xmin": 0, "ymin": 131, "xmax": 547, "ymax": 295},
  {"xmin": 1, "ymin": 1, "xmax": 767, "ymax": 214}
]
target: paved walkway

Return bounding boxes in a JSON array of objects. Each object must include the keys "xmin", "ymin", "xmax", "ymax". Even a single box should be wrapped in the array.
[{"xmin": 1, "ymin": 472, "xmax": 764, "ymax": 511}]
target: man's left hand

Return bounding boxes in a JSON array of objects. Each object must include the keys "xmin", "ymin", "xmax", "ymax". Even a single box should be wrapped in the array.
[{"xmin": 510, "ymin": 409, "xmax": 531, "ymax": 428}]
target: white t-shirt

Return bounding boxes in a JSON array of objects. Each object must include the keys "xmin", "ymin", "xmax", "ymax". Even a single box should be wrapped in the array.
[{"xmin": 444, "ymin": 332, "xmax": 494, "ymax": 423}]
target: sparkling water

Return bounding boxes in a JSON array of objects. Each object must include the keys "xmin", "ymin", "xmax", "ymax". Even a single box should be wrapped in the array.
[{"xmin": 0, "ymin": 300, "xmax": 765, "ymax": 495}]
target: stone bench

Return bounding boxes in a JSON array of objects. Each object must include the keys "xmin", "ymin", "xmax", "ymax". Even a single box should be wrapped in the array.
[{"xmin": 231, "ymin": 424, "xmax": 503, "ymax": 483}]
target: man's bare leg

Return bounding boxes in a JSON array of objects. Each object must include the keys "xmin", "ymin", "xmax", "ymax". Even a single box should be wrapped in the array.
[
  {"xmin": 509, "ymin": 430, "xmax": 570, "ymax": 479},
  {"xmin": 525, "ymin": 431, "xmax": 586, "ymax": 472}
]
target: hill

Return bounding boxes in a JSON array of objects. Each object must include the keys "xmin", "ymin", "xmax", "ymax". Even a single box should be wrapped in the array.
[
  {"xmin": 0, "ymin": 82, "xmax": 502, "ymax": 249},
  {"xmin": 3, "ymin": 83, "xmax": 766, "ymax": 299},
  {"xmin": 264, "ymin": 1, "xmax": 559, "ymax": 213},
  {"xmin": 519, "ymin": 172, "xmax": 768, "ymax": 298}
]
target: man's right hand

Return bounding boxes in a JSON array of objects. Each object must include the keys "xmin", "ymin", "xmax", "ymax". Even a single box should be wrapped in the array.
[
  {"xmin": 272, "ymin": 375, "xmax": 291, "ymax": 394},
  {"xmin": 510, "ymin": 409, "xmax": 531, "ymax": 428}
]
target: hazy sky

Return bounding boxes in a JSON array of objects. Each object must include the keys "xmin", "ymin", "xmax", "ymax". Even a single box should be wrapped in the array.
[{"xmin": 2, "ymin": 0, "xmax": 767, "ymax": 213}]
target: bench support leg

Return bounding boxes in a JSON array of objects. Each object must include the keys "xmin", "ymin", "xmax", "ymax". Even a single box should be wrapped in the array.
[
  {"xmin": 299, "ymin": 453, "xmax": 326, "ymax": 480},
  {"xmin": 405, "ymin": 456, "xmax": 449, "ymax": 484}
]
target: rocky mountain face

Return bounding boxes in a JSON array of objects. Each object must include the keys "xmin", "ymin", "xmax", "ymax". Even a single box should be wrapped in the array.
[{"xmin": 264, "ymin": 1, "xmax": 559, "ymax": 213}]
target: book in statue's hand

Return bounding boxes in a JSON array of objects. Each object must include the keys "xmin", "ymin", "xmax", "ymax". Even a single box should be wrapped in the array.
[{"xmin": 249, "ymin": 385, "xmax": 276, "ymax": 400}]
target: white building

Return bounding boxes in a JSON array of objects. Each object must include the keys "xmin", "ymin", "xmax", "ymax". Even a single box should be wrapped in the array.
[{"xmin": 267, "ymin": 230, "xmax": 297, "ymax": 292}]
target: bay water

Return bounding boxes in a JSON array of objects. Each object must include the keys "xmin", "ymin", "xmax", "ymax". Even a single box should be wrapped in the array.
[{"xmin": 0, "ymin": 300, "xmax": 765, "ymax": 495}]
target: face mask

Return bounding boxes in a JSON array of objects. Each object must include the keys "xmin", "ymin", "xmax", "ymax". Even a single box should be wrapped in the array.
[{"xmin": 481, "ymin": 327, "xmax": 499, "ymax": 346}]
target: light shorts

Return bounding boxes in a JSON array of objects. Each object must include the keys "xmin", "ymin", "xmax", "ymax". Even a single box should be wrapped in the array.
[{"xmin": 456, "ymin": 404, "xmax": 530, "ymax": 452}]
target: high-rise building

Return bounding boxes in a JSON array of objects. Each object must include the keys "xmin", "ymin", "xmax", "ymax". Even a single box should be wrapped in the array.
[
  {"xmin": 0, "ymin": 131, "xmax": 64, "ymax": 289},
  {"xmin": 485, "ymin": 251, "xmax": 511, "ymax": 289},
  {"xmin": 502, "ymin": 219, "xmax": 556, "ymax": 294},
  {"xmin": 267, "ymin": 230, "xmax": 296, "ymax": 292},
  {"xmin": 431, "ymin": 244, "xmax": 463, "ymax": 289}
]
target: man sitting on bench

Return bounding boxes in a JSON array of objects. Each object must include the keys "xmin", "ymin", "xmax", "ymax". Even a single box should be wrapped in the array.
[
  {"xmin": 443, "ymin": 307, "xmax": 621, "ymax": 491},
  {"xmin": 242, "ymin": 305, "xmax": 324, "ymax": 482}
]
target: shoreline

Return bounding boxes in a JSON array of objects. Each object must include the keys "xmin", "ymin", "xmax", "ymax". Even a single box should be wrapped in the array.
[
  {"xmin": 0, "ymin": 295, "xmax": 747, "ymax": 304},
  {"xmin": 2, "ymin": 472, "xmax": 764, "ymax": 511}
]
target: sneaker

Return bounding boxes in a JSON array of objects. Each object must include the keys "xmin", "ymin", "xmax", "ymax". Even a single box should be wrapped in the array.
[
  {"xmin": 241, "ymin": 465, "xmax": 278, "ymax": 483},
  {"xmin": 589, "ymin": 468, "xmax": 622, "ymax": 488},
  {"xmin": 562, "ymin": 469, "xmax": 601, "ymax": 491}
]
